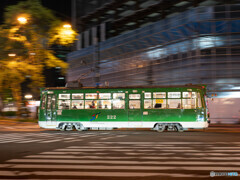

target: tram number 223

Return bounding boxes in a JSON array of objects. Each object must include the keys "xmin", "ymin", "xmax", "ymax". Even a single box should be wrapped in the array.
[{"xmin": 107, "ymin": 115, "xmax": 116, "ymax": 119}]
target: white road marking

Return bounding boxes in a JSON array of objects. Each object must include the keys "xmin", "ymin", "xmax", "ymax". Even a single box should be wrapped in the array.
[
  {"xmin": 40, "ymin": 151, "xmax": 108, "ymax": 155},
  {"xmin": 3, "ymin": 163, "xmax": 240, "ymax": 172},
  {"xmin": 53, "ymin": 148, "xmax": 198, "ymax": 152},
  {"xmin": 25, "ymin": 155, "xmax": 240, "ymax": 161},
  {"xmin": 7, "ymin": 159, "xmax": 240, "ymax": 166},
  {"xmin": 91, "ymin": 142, "xmax": 206, "ymax": 144},
  {"xmin": 100, "ymin": 137, "xmax": 115, "ymax": 140},
  {"xmin": 0, "ymin": 171, "xmax": 16, "ymax": 176},
  {"xmin": 0, "ymin": 170, "xmax": 209, "ymax": 177},
  {"xmin": 90, "ymin": 142, "xmax": 234, "ymax": 145},
  {"xmin": 184, "ymin": 153, "xmax": 240, "ymax": 156},
  {"xmin": 54, "ymin": 149, "xmax": 134, "ymax": 152},
  {"xmin": 39, "ymin": 140, "xmax": 61, "ymax": 143},
  {"xmin": 16, "ymin": 140, "xmax": 40, "ymax": 143},
  {"xmin": 209, "ymin": 147, "xmax": 240, "ymax": 149},
  {"xmin": 1, "ymin": 140, "xmax": 240, "ymax": 179},
  {"xmin": 66, "ymin": 146, "xmax": 192, "ymax": 149},
  {"xmin": 208, "ymin": 150, "xmax": 240, "ymax": 152}
]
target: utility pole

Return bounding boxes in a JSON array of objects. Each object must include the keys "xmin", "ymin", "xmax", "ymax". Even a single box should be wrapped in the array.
[{"xmin": 71, "ymin": 0, "xmax": 76, "ymax": 29}]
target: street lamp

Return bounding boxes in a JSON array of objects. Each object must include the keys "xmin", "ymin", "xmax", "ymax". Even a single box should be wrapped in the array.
[
  {"xmin": 8, "ymin": 53, "xmax": 16, "ymax": 57},
  {"xmin": 62, "ymin": 24, "xmax": 74, "ymax": 35},
  {"xmin": 24, "ymin": 94, "xmax": 33, "ymax": 100},
  {"xmin": 63, "ymin": 24, "xmax": 71, "ymax": 28},
  {"xmin": 17, "ymin": 16, "xmax": 27, "ymax": 24}
]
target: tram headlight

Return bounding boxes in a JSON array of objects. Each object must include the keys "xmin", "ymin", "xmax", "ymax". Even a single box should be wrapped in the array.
[{"xmin": 197, "ymin": 115, "xmax": 204, "ymax": 122}]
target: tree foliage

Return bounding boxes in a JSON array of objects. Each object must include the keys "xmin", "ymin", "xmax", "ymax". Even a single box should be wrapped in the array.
[{"xmin": 0, "ymin": 0, "xmax": 75, "ymax": 115}]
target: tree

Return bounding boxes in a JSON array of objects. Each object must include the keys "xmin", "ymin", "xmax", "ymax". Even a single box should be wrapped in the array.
[{"xmin": 0, "ymin": 0, "xmax": 76, "ymax": 116}]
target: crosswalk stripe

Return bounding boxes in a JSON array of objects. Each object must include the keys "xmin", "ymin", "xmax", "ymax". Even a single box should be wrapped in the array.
[
  {"xmin": 184, "ymin": 153, "xmax": 240, "ymax": 156},
  {"xmin": 66, "ymin": 146, "xmax": 190, "ymax": 149},
  {"xmin": 25, "ymin": 155, "xmax": 240, "ymax": 160},
  {"xmin": 207, "ymin": 150, "xmax": 240, "ymax": 152},
  {"xmin": 0, "ymin": 170, "xmax": 209, "ymax": 177},
  {"xmin": 1, "ymin": 163, "xmax": 240, "ymax": 172},
  {"xmin": 90, "ymin": 142, "xmax": 234, "ymax": 145},
  {"xmin": 53, "ymin": 148, "xmax": 198, "ymax": 152},
  {"xmin": 7, "ymin": 159, "xmax": 240, "ymax": 165},
  {"xmin": 0, "ymin": 133, "xmax": 123, "ymax": 144},
  {"xmin": 39, "ymin": 140, "xmax": 61, "ymax": 143},
  {"xmin": 40, "ymin": 151, "xmax": 108, "ymax": 155},
  {"xmin": 209, "ymin": 147, "xmax": 240, "ymax": 149},
  {"xmin": 16, "ymin": 140, "xmax": 40, "ymax": 143}
]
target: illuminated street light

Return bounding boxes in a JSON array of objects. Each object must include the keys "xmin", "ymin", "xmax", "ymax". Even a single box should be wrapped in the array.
[
  {"xmin": 24, "ymin": 94, "xmax": 33, "ymax": 99},
  {"xmin": 8, "ymin": 53, "xmax": 16, "ymax": 57},
  {"xmin": 63, "ymin": 24, "xmax": 71, "ymax": 28},
  {"xmin": 62, "ymin": 24, "xmax": 74, "ymax": 35},
  {"xmin": 49, "ymin": 23, "xmax": 77, "ymax": 45},
  {"xmin": 17, "ymin": 17, "xmax": 27, "ymax": 24}
]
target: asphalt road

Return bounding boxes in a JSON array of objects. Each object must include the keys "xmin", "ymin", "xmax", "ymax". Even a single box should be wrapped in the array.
[{"xmin": 0, "ymin": 122, "xmax": 240, "ymax": 179}]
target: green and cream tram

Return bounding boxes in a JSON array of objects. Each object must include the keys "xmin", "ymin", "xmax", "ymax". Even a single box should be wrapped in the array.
[{"xmin": 39, "ymin": 85, "xmax": 209, "ymax": 132}]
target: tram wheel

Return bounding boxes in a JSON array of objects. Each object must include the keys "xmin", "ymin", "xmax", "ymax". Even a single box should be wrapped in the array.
[
  {"xmin": 156, "ymin": 124, "xmax": 165, "ymax": 132},
  {"xmin": 175, "ymin": 124, "xmax": 184, "ymax": 132},
  {"xmin": 60, "ymin": 126, "xmax": 66, "ymax": 131},
  {"xmin": 59, "ymin": 123, "xmax": 66, "ymax": 131},
  {"xmin": 75, "ymin": 123, "xmax": 85, "ymax": 131},
  {"xmin": 65, "ymin": 124, "xmax": 73, "ymax": 131}
]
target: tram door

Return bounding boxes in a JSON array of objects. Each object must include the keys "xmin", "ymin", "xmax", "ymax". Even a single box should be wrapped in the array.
[
  {"xmin": 46, "ymin": 94, "xmax": 57, "ymax": 123},
  {"xmin": 128, "ymin": 93, "xmax": 142, "ymax": 127}
]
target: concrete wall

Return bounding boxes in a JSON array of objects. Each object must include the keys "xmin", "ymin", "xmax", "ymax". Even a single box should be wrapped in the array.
[{"xmin": 208, "ymin": 98, "xmax": 240, "ymax": 124}]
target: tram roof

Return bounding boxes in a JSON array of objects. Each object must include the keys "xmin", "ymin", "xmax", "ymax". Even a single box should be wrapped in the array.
[{"xmin": 42, "ymin": 84, "xmax": 206, "ymax": 91}]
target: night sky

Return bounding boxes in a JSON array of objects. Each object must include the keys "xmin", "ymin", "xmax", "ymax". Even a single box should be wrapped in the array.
[{"xmin": 0, "ymin": 0, "xmax": 71, "ymax": 23}]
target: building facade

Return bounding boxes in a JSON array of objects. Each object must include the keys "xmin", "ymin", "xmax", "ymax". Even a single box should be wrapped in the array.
[{"xmin": 69, "ymin": 1, "xmax": 240, "ymax": 99}]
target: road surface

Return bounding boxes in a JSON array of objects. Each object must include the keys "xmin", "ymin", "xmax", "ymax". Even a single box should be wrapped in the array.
[{"xmin": 0, "ymin": 121, "xmax": 239, "ymax": 179}]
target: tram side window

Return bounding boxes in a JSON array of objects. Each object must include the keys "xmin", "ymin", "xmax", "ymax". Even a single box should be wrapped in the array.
[
  {"xmin": 72, "ymin": 100, "xmax": 84, "ymax": 109},
  {"xmin": 129, "ymin": 100, "xmax": 140, "ymax": 109},
  {"xmin": 72, "ymin": 93, "xmax": 83, "ymax": 99},
  {"xmin": 85, "ymin": 100, "xmax": 97, "ymax": 109},
  {"xmin": 144, "ymin": 100, "xmax": 152, "ymax": 109},
  {"xmin": 153, "ymin": 92, "xmax": 166, "ymax": 98},
  {"xmin": 182, "ymin": 99, "xmax": 196, "ymax": 109},
  {"xmin": 85, "ymin": 93, "xmax": 97, "ymax": 99},
  {"xmin": 168, "ymin": 99, "xmax": 181, "ymax": 109},
  {"xmin": 58, "ymin": 100, "xmax": 70, "ymax": 110},
  {"xmin": 41, "ymin": 94, "xmax": 46, "ymax": 109},
  {"xmin": 153, "ymin": 99, "xmax": 166, "ymax": 109},
  {"xmin": 129, "ymin": 94, "xmax": 140, "ymax": 99},
  {"xmin": 168, "ymin": 92, "xmax": 181, "ymax": 98},
  {"xmin": 99, "ymin": 93, "xmax": 111, "ymax": 99},
  {"xmin": 59, "ymin": 94, "xmax": 70, "ymax": 99},
  {"xmin": 113, "ymin": 93, "xmax": 125, "ymax": 100},
  {"xmin": 198, "ymin": 93, "xmax": 202, "ymax": 108},
  {"xmin": 183, "ymin": 92, "xmax": 196, "ymax": 98},
  {"xmin": 113, "ymin": 100, "xmax": 125, "ymax": 109},
  {"xmin": 144, "ymin": 92, "xmax": 151, "ymax": 99},
  {"xmin": 98, "ymin": 100, "xmax": 111, "ymax": 109}
]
